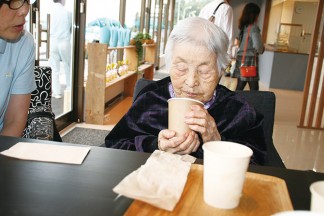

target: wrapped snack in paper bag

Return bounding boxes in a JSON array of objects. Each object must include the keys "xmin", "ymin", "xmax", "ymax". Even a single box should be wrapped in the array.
[{"xmin": 113, "ymin": 150, "xmax": 196, "ymax": 211}]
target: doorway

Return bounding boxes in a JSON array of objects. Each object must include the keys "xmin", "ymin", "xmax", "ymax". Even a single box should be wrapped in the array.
[{"xmin": 27, "ymin": 0, "xmax": 77, "ymax": 130}]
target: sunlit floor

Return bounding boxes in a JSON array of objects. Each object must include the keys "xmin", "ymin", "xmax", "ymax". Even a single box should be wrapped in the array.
[
  {"xmin": 268, "ymin": 88, "xmax": 324, "ymax": 173},
  {"xmin": 220, "ymin": 76, "xmax": 323, "ymax": 173},
  {"xmin": 62, "ymin": 70, "xmax": 324, "ymax": 173}
]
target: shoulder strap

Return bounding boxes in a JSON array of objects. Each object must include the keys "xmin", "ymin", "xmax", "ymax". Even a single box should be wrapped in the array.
[
  {"xmin": 212, "ymin": 2, "xmax": 226, "ymax": 15},
  {"xmin": 241, "ymin": 25, "xmax": 253, "ymax": 66}
]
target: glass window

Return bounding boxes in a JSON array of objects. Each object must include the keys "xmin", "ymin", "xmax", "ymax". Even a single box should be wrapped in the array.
[
  {"xmin": 84, "ymin": 0, "xmax": 120, "ymax": 82},
  {"xmin": 34, "ymin": 0, "xmax": 76, "ymax": 118},
  {"xmin": 125, "ymin": 0, "xmax": 142, "ymax": 38},
  {"xmin": 149, "ymin": 0, "xmax": 159, "ymax": 42},
  {"xmin": 173, "ymin": 0, "xmax": 209, "ymax": 26},
  {"xmin": 85, "ymin": 0, "xmax": 120, "ymax": 43}
]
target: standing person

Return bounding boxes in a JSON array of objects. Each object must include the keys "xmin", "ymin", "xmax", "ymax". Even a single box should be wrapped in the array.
[
  {"xmin": 49, "ymin": 0, "xmax": 72, "ymax": 99},
  {"xmin": 233, "ymin": 3, "xmax": 264, "ymax": 91},
  {"xmin": 0, "ymin": 0, "xmax": 36, "ymax": 137},
  {"xmin": 199, "ymin": 0, "xmax": 234, "ymax": 58}
]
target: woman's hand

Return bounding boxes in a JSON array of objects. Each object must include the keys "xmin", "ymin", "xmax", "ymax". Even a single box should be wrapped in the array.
[
  {"xmin": 184, "ymin": 105, "xmax": 221, "ymax": 143},
  {"xmin": 158, "ymin": 129, "xmax": 200, "ymax": 155}
]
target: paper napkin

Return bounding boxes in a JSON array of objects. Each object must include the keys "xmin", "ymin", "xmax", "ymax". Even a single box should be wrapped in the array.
[
  {"xmin": 113, "ymin": 150, "xmax": 196, "ymax": 211},
  {"xmin": 0, "ymin": 142, "xmax": 91, "ymax": 164}
]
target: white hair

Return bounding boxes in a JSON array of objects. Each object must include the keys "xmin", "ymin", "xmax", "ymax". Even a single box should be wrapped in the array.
[{"xmin": 165, "ymin": 17, "xmax": 230, "ymax": 75}]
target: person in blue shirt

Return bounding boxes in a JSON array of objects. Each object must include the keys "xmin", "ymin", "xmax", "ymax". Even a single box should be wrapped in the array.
[{"xmin": 0, "ymin": 0, "xmax": 36, "ymax": 137}]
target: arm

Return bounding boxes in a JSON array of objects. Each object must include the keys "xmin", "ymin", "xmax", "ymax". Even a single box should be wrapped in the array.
[
  {"xmin": 216, "ymin": 97, "xmax": 267, "ymax": 165},
  {"xmin": 0, "ymin": 94, "xmax": 31, "ymax": 137},
  {"xmin": 220, "ymin": 111, "xmax": 266, "ymax": 165},
  {"xmin": 185, "ymin": 105, "xmax": 221, "ymax": 143},
  {"xmin": 220, "ymin": 5, "xmax": 234, "ymax": 56},
  {"xmin": 0, "ymin": 32, "xmax": 35, "ymax": 137},
  {"xmin": 193, "ymin": 87, "xmax": 267, "ymax": 165},
  {"xmin": 68, "ymin": 11, "xmax": 73, "ymax": 33},
  {"xmin": 157, "ymin": 97, "xmax": 266, "ymax": 165},
  {"xmin": 105, "ymin": 90, "xmax": 169, "ymax": 152},
  {"xmin": 251, "ymin": 25, "xmax": 265, "ymax": 54},
  {"xmin": 157, "ymin": 129, "xmax": 200, "ymax": 155},
  {"xmin": 157, "ymin": 104, "xmax": 220, "ymax": 156}
]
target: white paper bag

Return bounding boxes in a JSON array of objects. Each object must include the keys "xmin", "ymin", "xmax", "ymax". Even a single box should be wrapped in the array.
[{"xmin": 113, "ymin": 150, "xmax": 196, "ymax": 211}]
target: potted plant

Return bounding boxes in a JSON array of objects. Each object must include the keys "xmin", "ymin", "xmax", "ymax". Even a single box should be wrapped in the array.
[
  {"xmin": 129, "ymin": 33, "xmax": 144, "ymax": 69},
  {"xmin": 129, "ymin": 33, "xmax": 154, "ymax": 72},
  {"xmin": 143, "ymin": 33, "xmax": 154, "ymax": 44}
]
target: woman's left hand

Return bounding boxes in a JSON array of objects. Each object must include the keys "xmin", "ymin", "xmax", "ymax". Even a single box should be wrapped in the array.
[{"xmin": 184, "ymin": 105, "xmax": 221, "ymax": 143}]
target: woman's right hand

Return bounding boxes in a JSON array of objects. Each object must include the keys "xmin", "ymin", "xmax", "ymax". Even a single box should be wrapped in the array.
[{"xmin": 157, "ymin": 129, "xmax": 200, "ymax": 155}]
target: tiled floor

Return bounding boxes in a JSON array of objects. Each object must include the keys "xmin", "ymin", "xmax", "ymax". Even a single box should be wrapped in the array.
[{"xmin": 64, "ymin": 70, "xmax": 324, "ymax": 173}]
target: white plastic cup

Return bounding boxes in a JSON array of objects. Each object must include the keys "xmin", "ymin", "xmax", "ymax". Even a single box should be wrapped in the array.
[
  {"xmin": 202, "ymin": 141, "xmax": 253, "ymax": 209},
  {"xmin": 310, "ymin": 181, "xmax": 324, "ymax": 213}
]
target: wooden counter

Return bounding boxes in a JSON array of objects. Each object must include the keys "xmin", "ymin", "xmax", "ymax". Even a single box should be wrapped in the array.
[{"xmin": 259, "ymin": 50, "xmax": 308, "ymax": 91}]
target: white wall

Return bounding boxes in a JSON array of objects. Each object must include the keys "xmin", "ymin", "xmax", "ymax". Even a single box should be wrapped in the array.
[{"xmin": 267, "ymin": 3, "xmax": 283, "ymax": 45}]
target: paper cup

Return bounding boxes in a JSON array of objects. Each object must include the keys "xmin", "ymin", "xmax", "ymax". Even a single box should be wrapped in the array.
[
  {"xmin": 202, "ymin": 141, "xmax": 253, "ymax": 209},
  {"xmin": 168, "ymin": 98, "xmax": 203, "ymax": 136},
  {"xmin": 310, "ymin": 181, "xmax": 324, "ymax": 213}
]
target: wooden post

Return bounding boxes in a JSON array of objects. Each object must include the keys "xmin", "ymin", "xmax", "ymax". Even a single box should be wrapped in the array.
[{"xmin": 85, "ymin": 43, "xmax": 107, "ymax": 124}]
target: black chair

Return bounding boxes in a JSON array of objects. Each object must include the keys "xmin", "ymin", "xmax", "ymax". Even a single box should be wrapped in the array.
[
  {"xmin": 23, "ymin": 66, "xmax": 62, "ymax": 142},
  {"xmin": 236, "ymin": 91, "xmax": 285, "ymax": 168},
  {"xmin": 133, "ymin": 78, "xmax": 285, "ymax": 167},
  {"xmin": 133, "ymin": 78, "xmax": 158, "ymax": 103}
]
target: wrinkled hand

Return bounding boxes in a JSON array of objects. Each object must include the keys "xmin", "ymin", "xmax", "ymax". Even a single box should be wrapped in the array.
[
  {"xmin": 158, "ymin": 129, "xmax": 200, "ymax": 155},
  {"xmin": 184, "ymin": 105, "xmax": 221, "ymax": 143}
]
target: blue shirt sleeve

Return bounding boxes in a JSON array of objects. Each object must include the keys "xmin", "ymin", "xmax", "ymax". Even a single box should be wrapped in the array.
[{"xmin": 11, "ymin": 31, "xmax": 36, "ymax": 95}]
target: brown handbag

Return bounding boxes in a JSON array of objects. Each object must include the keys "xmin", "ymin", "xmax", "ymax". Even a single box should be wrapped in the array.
[{"xmin": 240, "ymin": 25, "xmax": 257, "ymax": 77}]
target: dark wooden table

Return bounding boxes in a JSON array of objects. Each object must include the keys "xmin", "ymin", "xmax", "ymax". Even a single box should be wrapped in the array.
[{"xmin": 0, "ymin": 136, "xmax": 323, "ymax": 216}]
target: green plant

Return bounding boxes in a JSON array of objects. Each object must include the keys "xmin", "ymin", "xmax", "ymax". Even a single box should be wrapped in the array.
[
  {"xmin": 143, "ymin": 33, "xmax": 151, "ymax": 40},
  {"xmin": 131, "ymin": 32, "xmax": 153, "ymax": 71},
  {"xmin": 134, "ymin": 32, "xmax": 144, "ymax": 40},
  {"xmin": 132, "ymin": 33, "xmax": 144, "ymax": 70}
]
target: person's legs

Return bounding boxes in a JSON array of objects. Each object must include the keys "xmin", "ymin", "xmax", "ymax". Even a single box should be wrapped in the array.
[
  {"xmin": 58, "ymin": 40, "xmax": 71, "ymax": 89},
  {"xmin": 236, "ymin": 79, "xmax": 247, "ymax": 90},
  {"xmin": 248, "ymin": 81, "xmax": 259, "ymax": 90},
  {"xmin": 49, "ymin": 41, "xmax": 62, "ymax": 98}
]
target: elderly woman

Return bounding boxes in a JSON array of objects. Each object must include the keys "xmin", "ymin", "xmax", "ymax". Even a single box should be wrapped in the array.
[{"xmin": 105, "ymin": 17, "xmax": 266, "ymax": 165}]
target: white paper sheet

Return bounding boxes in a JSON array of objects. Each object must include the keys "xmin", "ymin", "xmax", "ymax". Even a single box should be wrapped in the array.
[
  {"xmin": 113, "ymin": 150, "xmax": 196, "ymax": 211},
  {"xmin": 0, "ymin": 142, "xmax": 91, "ymax": 164}
]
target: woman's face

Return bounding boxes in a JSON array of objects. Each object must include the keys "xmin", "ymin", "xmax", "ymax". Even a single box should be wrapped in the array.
[{"xmin": 169, "ymin": 42, "xmax": 220, "ymax": 103}]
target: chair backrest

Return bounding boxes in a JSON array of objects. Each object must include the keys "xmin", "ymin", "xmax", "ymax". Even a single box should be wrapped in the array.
[
  {"xmin": 23, "ymin": 66, "xmax": 62, "ymax": 142},
  {"xmin": 133, "ymin": 79, "xmax": 285, "ymax": 167},
  {"xmin": 236, "ymin": 91, "xmax": 285, "ymax": 168},
  {"xmin": 133, "ymin": 78, "xmax": 156, "ymax": 103}
]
